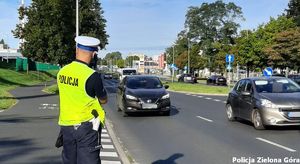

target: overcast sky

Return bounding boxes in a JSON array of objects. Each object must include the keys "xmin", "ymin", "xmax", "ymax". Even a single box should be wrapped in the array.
[{"xmin": 0, "ymin": 0, "xmax": 289, "ymax": 58}]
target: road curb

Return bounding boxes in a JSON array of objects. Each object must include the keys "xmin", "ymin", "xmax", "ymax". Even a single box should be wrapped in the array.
[
  {"xmin": 105, "ymin": 118, "xmax": 133, "ymax": 164},
  {"xmin": 168, "ymin": 90, "xmax": 228, "ymax": 96}
]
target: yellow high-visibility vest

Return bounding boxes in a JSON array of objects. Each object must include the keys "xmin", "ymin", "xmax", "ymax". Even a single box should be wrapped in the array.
[{"xmin": 57, "ymin": 61, "xmax": 105, "ymax": 126}]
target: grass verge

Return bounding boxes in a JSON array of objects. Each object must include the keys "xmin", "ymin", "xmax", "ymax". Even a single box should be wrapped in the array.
[
  {"xmin": 0, "ymin": 68, "xmax": 58, "ymax": 109},
  {"xmin": 43, "ymin": 84, "xmax": 58, "ymax": 94},
  {"xmin": 165, "ymin": 82, "xmax": 230, "ymax": 95}
]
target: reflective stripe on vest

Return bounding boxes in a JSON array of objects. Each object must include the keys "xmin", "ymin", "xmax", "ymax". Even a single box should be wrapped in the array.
[{"xmin": 57, "ymin": 61, "xmax": 105, "ymax": 126}]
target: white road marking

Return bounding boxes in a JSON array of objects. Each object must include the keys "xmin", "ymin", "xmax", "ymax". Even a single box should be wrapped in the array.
[
  {"xmin": 256, "ymin": 137, "xmax": 297, "ymax": 152},
  {"xmin": 197, "ymin": 96, "xmax": 203, "ymax": 98},
  {"xmin": 205, "ymin": 97, "xmax": 212, "ymax": 100},
  {"xmin": 101, "ymin": 133, "xmax": 109, "ymax": 137},
  {"xmin": 100, "ymin": 152, "xmax": 119, "ymax": 157},
  {"xmin": 192, "ymin": 95, "xmax": 197, "ymax": 97},
  {"xmin": 0, "ymin": 110, "xmax": 4, "ymax": 113},
  {"xmin": 196, "ymin": 116, "xmax": 213, "ymax": 122},
  {"xmin": 42, "ymin": 103, "xmax": 49, "ymax": 106},
  {"xmin": 101, "ymin": 160, "xmax": 121, "ymax": 164},
  {"xmin": 101, "ymin": 138, "xmax": 112, "ymax": 143},
  {"xmin": 213, "ymin": 99, "xmax": 221, "ymax": 102},
  {"xmin": 102, "ymin": 129, "xmax": 107, "ymax": 133},
  {"xmin": 186, "ymin": 93, "xmax": 192, "ymax": 96},
  {"xmin": 223, "ymin": 101, "xmax": 227, "ymax": 104},
  {"xmin": 102, "ymin": 144, "xmax": 115, "ymax": 149},
  {"xmin": 52, "ymin": 104, "xmax": 58, "ymax": 106}
]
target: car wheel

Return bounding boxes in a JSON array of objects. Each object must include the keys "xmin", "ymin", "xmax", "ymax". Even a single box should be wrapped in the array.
[
  {"xmin": 226, "ymin": 104, "xmax": 236, "ymax": 121},
  {"xmin": 252, "ymin": 109, "xmax": 265, "ymax": 130}
]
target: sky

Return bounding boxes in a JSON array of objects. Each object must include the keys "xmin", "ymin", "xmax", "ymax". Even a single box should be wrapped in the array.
[{"xmin": 0, "ymin": 0, "xmax": 290, "ymax": 58}]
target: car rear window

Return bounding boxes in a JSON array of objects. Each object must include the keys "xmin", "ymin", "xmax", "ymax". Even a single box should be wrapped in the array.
[{"xmin": 126, "ymin": 77, "xmax": 163, "ymax": 89}]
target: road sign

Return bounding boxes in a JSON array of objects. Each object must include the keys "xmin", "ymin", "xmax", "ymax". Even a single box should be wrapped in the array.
[
  {"xmin": 226, "ymin": 54, "xmax": 234, "ymax": 63},
  {"xmin": 170, "ymin": 64, "xmax": 176, "ymax": 69},
  {"xmin": 226, "ymin": 64, "xmax": 232, "ymax": 70},
  {"xmin": 184, "ymin": 66, "xmax": 187, "ymax": 70},
  {"xmin": 263, "ymin": 67, "xmax": 273, "ymax": 77}
]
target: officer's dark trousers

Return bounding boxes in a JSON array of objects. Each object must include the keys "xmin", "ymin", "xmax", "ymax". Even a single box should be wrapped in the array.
[{"xmin": 61, "ymin": 122, "xmax": 101, "ymax": 164}]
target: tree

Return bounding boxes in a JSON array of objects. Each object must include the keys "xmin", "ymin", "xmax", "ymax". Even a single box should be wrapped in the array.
[
  {"xmin": 116, "ymin": 59, "xmax": 125, "ymax": 68},
  {"xmin": 13, "ymin": 0, "xmax": 109, "ymax": 66},
  {"xmin": 286, "ymin": 0, "xmax": 300, "ymax": 26},
  {"xmin": 185, "ymin": 0, "xmax": 243, "ymax": 58},
  {"xmin": 264, "ymin": 27, "xmax": 300, "ymax": 71},
  {"xmin": 104, "ymin": 51, "xmax": 122, "ymax": 61},
  {"xmin": 125, "ymin": 56, "xmax": 139, "ymax": 67},
  {"xmin": 0, "ymin": 39, "xmax": 9, "ymax": 49}
]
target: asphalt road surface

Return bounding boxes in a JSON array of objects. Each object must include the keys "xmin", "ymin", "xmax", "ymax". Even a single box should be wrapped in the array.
[{"xmin": 103, "ymin": 79, "xmax": 300, "ymax": 164}]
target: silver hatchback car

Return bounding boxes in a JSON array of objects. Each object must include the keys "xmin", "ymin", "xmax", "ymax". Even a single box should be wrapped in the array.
[{"xmin": 226, "ymin": 77, "xmax": 300, "ymax": 130}]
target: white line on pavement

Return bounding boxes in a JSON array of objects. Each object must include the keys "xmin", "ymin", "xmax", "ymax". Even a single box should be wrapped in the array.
[
  {"xmin": 196, "ymin": 116, "xmax": 213, "ymax": 122},
  {"xmin": 213, "ymin": 99, "xmax": 221, "ymax": 102},
  {"xmin": 0, "ymin": 110, "xmax": 4, "ymax": 113},
  {"xmin": 223, "ymin": 101, "xmax": 227, "ymax": 104},
  {"xmin": 101, "ymin": 139, "xmax": 112, "ymax": 143},
  {"xmin": 102, "ymin": 144, "xmax": 115, "ymax": 149},
  {"xmin": 100, "ymin": 152, "xmax": 119, "ymax": 157},
  {"xmin": 256, "ymin": 137, "xmax": 297, "ymax": 152},
  {"xmin": 101, "ymin": 160, "xmax": 121, "ymax": 164},
  {"xmin": 192, "ymin": 95, "xmax": 197, "ymax": 97},
  {"xmin": 186, "ymin": 94, "xmax": 192, "ymax": 96},
  {"xmin": 101, "ymin": 133, "xmax": 109, "ymax": 137},
  {"xmin": 197, "ymin": 96, "xmax": 203, "ymax": 98},
  {"xmin": 205, "ymin": 97, "xmax": 212, "ymax": 100},
  {"xmin": 102, "ymin": 129, "xmax": 107, "ymax": 133}
]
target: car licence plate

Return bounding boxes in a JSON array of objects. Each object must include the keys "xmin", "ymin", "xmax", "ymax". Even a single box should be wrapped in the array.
[
  {"xmin": 187, "ymin": 77, "xmax": 192, "ymax": 80},
  {"xmin": 288, "ymin": 112, "xmax": 300, "ymax": 117},
  {"xmin": 142, "ymin": 103, "xmax": 158, "ymax": 109},
  {"xmin": 219, "ymin": 79, "xmax": 224, "ymax": 81}
]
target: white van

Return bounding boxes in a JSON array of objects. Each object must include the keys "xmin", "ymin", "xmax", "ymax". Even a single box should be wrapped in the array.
[{"xmin": 119, "ymin": 68, "xmax": 137, "ymax": 80}]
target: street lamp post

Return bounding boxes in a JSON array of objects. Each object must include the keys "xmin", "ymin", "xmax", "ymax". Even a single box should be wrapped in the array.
[
  {"xmin": 187, "ymin": 38, "xmax": 190, "ymax": 74},
  {"xmin": 172, "ymin": 45, "xmax": 175, "ymax": 83},
  {"xmin": 76, "ymin": 0, "xmax": 79, "ymax": 37}
]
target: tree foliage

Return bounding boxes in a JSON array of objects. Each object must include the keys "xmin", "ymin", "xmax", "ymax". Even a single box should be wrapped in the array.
[
  {"xmin": 13, "ymin": 0, "xmax": 109, "ymax": 66},
  {"xmin": 286, "ymin": 0, "xmax": 300, "ymax": 26},
  {"xmin": 104, "ymin": 51, "xmax": 122, "ymax": 61},
  {"xmin": 0, "ymin": 39, "xmax": 9, "ymax": 49}
]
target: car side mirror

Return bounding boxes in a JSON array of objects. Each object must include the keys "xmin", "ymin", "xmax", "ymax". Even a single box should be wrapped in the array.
[
  {"xmin": 241, "ymin": 91, "xmax": 251, "ymax": 96},
  {"xmin": 164, "ymin": 85, "xmax": 169, "ymax": 89}
]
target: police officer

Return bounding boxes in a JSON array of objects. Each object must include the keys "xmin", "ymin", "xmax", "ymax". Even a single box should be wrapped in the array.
[{"xmin": 57, "ymin": 36, "xmax": 107, "ymax": 164}]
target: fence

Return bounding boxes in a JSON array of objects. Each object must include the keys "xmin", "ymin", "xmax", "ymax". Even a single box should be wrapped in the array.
[{"xmin": 15, "ymin": 57, "xmax": 60, "ymax": 71}]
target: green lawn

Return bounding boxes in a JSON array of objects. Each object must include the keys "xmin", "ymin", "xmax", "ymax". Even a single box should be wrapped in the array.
[
  {"xmin": 43, "ymin": 84, "xmax": 58, "ymax": 94},
  {"xmin": 166, "ymin": 82, "xmax": 230, "ymax": 95},
  {"xmin": 0, "ymin": 68, "xmax": 58, "ymax": 109}
]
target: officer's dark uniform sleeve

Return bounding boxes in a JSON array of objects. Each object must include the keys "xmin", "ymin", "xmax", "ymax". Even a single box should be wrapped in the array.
[{"xmin": 86, "ymin": 72, "xmax": 107, "ymax": 99}]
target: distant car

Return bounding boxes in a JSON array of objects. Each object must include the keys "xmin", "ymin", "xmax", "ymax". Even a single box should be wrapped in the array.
[
  {"xmin": 176, "ymin": 74, "xmax": 182, "ymax": 79},
  {"xmin": 104, "ymin": 73, "xmax": 113, "ymax": 79},
  {"xmin": 226, "ymin": 77, "xmax": 300, "ymax": 130},
  {"xmin": 207, "ymin": 75, "xmax": 227, "ymax": 85},
  {"xmin": 119, "ymin": 68, "xmax": 137, "ymax": 81},
  {"xmin": 288, "ymin": 74, "xmax": 300, "ymax": 85},
  {"xmin": 178, "ymin": 74, "xmax": 197, "ymax": 83},
  {"xmin": 116, "ymin": 75, "xmax": 171, "ymax": 116}
]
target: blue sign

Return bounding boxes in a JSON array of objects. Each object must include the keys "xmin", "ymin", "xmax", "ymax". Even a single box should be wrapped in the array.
[
  {"xmin": 226, "ymin": 54, "xmax": 234, "ymax": 63},
  {"xmin": 263, "ymin": 67, "xmax": 273, "ymax": 77},
  {"xmin": 171, "ymin": 64, "xmax": 176, "ymax": 68},
  {"xmin": 226, "ymin": 64, "xmax": 232, "ymax": 70}
]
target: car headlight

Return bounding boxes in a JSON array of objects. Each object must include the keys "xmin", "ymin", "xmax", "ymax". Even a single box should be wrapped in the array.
[
  {"xmin": 260, "ymin": 99, "xmax": 278, "ymax": 108},
  {"xmin": 161, "ymin": 93, "xmax": 170, "ymax": 99},
  {"xmin": 126, "ymin": 95, "xmax": 138, "ymax": 100}
]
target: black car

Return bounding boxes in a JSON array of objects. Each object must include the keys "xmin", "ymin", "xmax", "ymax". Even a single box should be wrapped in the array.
[
  {"xmin": 178, "ymin": 74, "xmax": 197, "ymax": 83},
  {"xmin": 226, "ymin": 77, "xmax": 300, "ymax": 130},
  {"xmin": 116, "ymin": 75, "xmax": 171, "ymax": 116},
  {"xmin": 207, "ymin": 75, "xmax": 227, "ymax": 85},
  {"xmin": 288, "ymin": 74, "xmax": 300, "ymax": 85}
]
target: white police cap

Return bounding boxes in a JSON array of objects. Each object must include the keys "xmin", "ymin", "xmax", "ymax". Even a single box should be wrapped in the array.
[{"xmin": 75, "ymin": 36, "xmax": 100, "ymax": 52}]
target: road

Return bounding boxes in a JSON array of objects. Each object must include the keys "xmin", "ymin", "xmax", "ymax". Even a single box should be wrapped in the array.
[{"xmin": 103, "ymin": 79, "xmax": 300, "ymax": 164}]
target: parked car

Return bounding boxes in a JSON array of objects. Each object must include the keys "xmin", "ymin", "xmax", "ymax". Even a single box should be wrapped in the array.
[
  {"xmin": 116, "ymin": 75, "xmax": 171, "ymax": 116},
  {"xmin": 288, "ymin": 74, "xmax": 300, "ymax": 85},
  {"xmin": 178, "ymin": 74, "xmax": 197, "ymax": 83},
  {"xmin": 226, "ymin": 77, "xmax": 300, "ymax": 130},
  {"xmin": 104, "ymin": 73, "xmax": 113, "ymax": 79},
  {"xmin": 207, "ymin": 75, "xmax": 227, "ymax": 85}
]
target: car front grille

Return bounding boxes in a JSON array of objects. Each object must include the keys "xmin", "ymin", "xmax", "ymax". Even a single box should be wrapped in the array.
[
  {"xmin": 140, "ymin": 98, "xmax": 160, "ymax": 104},
  {"xmin": 280, "ymin": 108, "xmax": 300, "ymax": 120}
]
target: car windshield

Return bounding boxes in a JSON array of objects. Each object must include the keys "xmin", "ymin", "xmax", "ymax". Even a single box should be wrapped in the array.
[
  {"xmin": 254, "ymin": 78, "xmax": 300, "ymax": 93},
  {"xmin": 126, "ymin": 77, "xmax": 163, "ymax": 89},
  {"xmin": 123, "ymin": 70, "xmax": 136, "ymax": 75}
]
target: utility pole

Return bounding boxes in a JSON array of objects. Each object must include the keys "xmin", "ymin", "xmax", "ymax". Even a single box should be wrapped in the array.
[
  {"xmin": 76, "ymin": 0, "xmax": 79, "ymax": 37},
  {"xmin": 172, "ymin": 45, "xmax": 175, "ymax": 83},
  {"xmin": 187, "ymin": 38, "xmax": 190, "ymax": 74}
]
